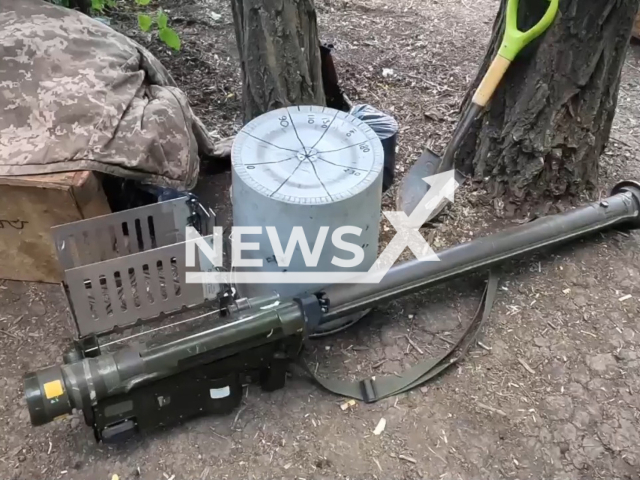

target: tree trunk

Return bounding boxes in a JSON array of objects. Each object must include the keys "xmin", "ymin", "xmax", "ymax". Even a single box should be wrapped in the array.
[
  {"xmin": 231, "ymin": 0, "xmax": 326, "ymax": 123},
  {"xmin": 453, "ymin": 0, "xmax": 639, "ymax": 215}
]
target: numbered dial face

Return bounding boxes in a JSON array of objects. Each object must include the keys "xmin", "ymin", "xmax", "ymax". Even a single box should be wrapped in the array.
[{"xmin": 232, "ymin": 106, "xmax": 385, "ymax": 204}]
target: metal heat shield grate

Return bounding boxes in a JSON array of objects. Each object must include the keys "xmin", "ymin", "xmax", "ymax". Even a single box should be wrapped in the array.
[{"xmin": 50, "ymin": 198, "xmax": 220, "ymax": 339}]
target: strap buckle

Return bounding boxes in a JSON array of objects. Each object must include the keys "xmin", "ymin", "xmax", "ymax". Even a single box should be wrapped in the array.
[{"xmin": 359, "ymin": 377, "xmax": 378, "ymax": 403}]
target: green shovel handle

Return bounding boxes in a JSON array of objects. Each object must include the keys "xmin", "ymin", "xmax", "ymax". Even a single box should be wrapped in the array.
[
  {"xmin": 472, "ymin": 0, "xmax": 559, "ymax": 106},
  {"xmin": 498, "ymin": 0, "xmax": 559, "ymax": 61}
]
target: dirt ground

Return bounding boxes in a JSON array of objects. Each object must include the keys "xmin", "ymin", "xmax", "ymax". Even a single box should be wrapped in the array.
[{"xmin": 2, "ymin": 0, "xmax": 640, "ymax": 479}]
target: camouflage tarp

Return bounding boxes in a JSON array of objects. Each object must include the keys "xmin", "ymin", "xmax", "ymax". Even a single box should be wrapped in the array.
[{"xmin": 0, "ymin": 0, "xmax": 218, "ymax": 190}]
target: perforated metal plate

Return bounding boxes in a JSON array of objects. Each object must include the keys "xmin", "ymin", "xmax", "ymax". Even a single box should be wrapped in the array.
[
  {"xmin": 51, "ymin": 198, "xmax": 200, "ymax": 270},
  {"xmin": 51, "ymin": 198, "xmax": 219, "ymax": 338},
  {"xmin": 64, "ymin": 237, "xmax": 218, "ymax": 338}
]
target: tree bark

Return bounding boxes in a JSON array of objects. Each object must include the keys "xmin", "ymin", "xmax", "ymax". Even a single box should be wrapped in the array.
[
  {"xmin": 454, "ymin": 0, "xmax": 639, "ymax": 215},
  {"xmin": 231, "ymin": 0, "xmax": 326, "ymax": 123}
]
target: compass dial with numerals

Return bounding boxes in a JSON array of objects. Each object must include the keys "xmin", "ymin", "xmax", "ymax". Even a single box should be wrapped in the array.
[{"xmin": 231, "ymin": 105, "xmax": 385, "ymax": 204}]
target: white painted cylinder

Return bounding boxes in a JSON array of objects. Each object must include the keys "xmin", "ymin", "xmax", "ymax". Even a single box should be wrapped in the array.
[{"xmin": 230, "ymin": 106, "xmax": 385, "ymax": 300}]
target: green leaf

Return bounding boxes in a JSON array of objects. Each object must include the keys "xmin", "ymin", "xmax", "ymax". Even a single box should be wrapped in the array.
[
  {"xmin": 138, "ymin": 14, "xmax": 153, "ymax": 32},
  {"xmin": 91, "ymin": 0, "xmax": 105, "ymax": 11},
  {"xmin": 106, "ymin": 0, "xmax": 116, "ymax": 6},
  {"xmin": 135, "ymin": 0, "xmax": 151, "ymax": 5},
  {"xmin": 157, "ymin": 10, "xmax": 168, "ymax": 30},
  {"xmin": 159, "ymin": 27, "xmax": 181, "ymax": 51}
]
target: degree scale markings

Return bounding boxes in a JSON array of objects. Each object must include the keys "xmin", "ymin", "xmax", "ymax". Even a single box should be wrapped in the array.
[{"xmin": 232, "ymin": 106, "xmax": 384, "ymax": 205}]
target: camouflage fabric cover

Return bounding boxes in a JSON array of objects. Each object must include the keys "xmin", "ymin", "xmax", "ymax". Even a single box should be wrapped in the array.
[{"xmin": 0, "ymin": 0, "xmax": 217, "ymax": 190}]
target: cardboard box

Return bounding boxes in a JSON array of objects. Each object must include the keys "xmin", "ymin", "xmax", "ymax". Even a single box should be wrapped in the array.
[{"xmin": 0, "ymin": 171, "xmax": 111, "ymax": 283}]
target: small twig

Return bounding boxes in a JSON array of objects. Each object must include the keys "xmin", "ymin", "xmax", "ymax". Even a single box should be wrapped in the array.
[
  {"xmin": 546, "ymin": 321, "xmax": 558, "ymax": 330},
  {"xmin": 405, "ymin": 335, "xmax": 424, "ymax": 354},
  {"xmin": 209, "ymin": 427, "xmax": 229, "ymax": 441},
  {"xmin": 580, "ymin": 330, "xmax": 598, "ymax": 338},
  {"xmin": 373, "ymin": 418, "xmax": 386, "ymax": 435},
  {"xmin": 477, "ymin": 341, "xmax": 492, "ymax": 351},
  {"xmin": 231, "ymin": 406, "xmax": 246, "ymax": 429},
  {"xmin": 9, "ymin": 315, "xmax": 24, "ymax": 330},
  {"xmin": 427, "ymin": 446, "xmax": 447, "ymax": 464},
  {"xmin": 476, "ymin": 402, "xmax": 507, "ymax": 417},
  {"xmin": 517, "ymin": 358, "xmax": 535, "ymax": 375},
  {"xmin": 398, "ymin": 454, "xmax": 417, "ymax": 464},
  {"xmin": 0, "ymin": 329, "xmax": 18, "ymax": 339},
  {"xmin": 200, "ymin": 467, "xmax": 210, "ymax": 480},
  {"xmin": 435, "ymin": 334, "xmax": 455, "ymax": 346},
  {"xmin": 611, "ymin": 136, "xmax": 632, "ymax": 147},
  {"xmin": 624, "ymin": 61, "xmax": 640, "ymax": 73}
]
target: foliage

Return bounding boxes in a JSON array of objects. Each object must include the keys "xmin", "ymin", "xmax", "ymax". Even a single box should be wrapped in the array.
[{"xmin": 51, "ymin": 0, "xmax": 181, "ymax": 51}]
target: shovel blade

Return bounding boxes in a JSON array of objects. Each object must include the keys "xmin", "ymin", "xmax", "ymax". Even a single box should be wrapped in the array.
[
  {"xmin": 396, "ymin": 148, "xmax": 464, "ymax": 223},
  {"xmin": 396, "ymin": 148, "xmax": 443, "ymax": 217}
]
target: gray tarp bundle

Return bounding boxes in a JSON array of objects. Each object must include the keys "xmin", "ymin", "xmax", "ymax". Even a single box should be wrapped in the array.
[{"xmin": 0, "ymin": 0, "xmax": 218, "ymax": 190}]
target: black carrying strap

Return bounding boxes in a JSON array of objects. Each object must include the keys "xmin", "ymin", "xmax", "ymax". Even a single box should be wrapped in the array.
[{"xmin": 299, "ymin": 271, "xmax": 500, "ymax": 402}]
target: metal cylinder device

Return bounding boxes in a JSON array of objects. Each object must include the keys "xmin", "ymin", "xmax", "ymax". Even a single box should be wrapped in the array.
[
  {"xmin": 23, "ymin": 181, "xmax": 640, "ymax": 429},
  {"xmin": 230, "ymin": 106, "xmax": 385, "ymax": 301}
]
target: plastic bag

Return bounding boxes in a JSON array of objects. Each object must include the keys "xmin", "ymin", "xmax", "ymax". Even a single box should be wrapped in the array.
[{"xmin": 349, "ymin": 104, "xmax": 398, "ymax": 192}]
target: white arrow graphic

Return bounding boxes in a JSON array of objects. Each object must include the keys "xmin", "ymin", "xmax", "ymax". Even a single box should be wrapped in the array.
[{"xmin": 366, "ymin": 170, "xmax": 460, "ymax": 280}]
